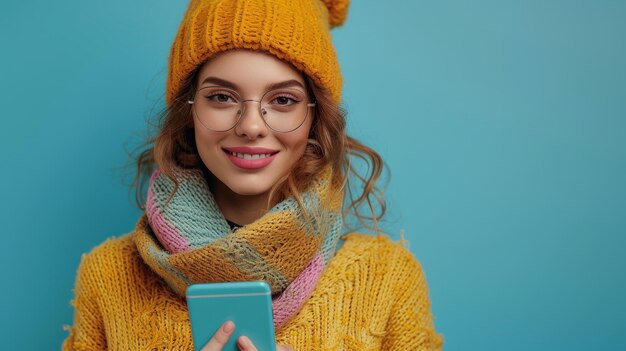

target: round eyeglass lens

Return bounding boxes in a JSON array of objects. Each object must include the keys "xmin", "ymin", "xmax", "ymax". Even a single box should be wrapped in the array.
[{"xmin": 192, "ymin": 86, "xmax": 241, "ymax": 131}]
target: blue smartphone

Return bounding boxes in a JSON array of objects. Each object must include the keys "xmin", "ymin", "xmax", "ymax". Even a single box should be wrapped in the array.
[{"xmin": 186, "ymin": 281, "xmax": 276, "ymax": 351}]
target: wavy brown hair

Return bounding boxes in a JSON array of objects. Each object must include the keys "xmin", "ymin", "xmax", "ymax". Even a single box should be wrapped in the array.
[{"xmin": 126, "ymin": 58, "xmax": 387, "ymax": 233}]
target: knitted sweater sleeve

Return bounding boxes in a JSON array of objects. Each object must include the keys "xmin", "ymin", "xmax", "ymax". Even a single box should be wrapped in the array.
[
  {"xmin": 381, "ymin": 242, "xmax": 445, "ymax": 350},
  {"xmin": 62, "ymin": 251, "xmax": 107, "ymax": 351}
]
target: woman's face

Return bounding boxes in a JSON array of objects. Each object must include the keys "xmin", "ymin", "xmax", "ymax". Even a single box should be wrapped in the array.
[{"xmin": 192, "ymin": 49, "xmax": 313, "ymax": 199}]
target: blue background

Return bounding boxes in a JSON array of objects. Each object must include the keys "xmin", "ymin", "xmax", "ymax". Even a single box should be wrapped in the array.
[{"xmin": 1, "ymin": 0, "xmax": 625, "ymax": 350}]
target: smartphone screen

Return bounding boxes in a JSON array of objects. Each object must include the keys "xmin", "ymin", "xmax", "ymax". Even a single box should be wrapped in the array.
[{"xmin": 186, "ymin": 281, "xmax": 276, "ymax": 351}]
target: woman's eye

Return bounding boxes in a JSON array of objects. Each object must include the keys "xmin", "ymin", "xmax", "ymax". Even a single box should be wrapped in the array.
[
  {"xmin": 272, "ymin": 95, "xmax": 297, "ymax": 106},
  {"xmin": 208, "ymin": 93, "xmax": 234, "ymax": 103}
]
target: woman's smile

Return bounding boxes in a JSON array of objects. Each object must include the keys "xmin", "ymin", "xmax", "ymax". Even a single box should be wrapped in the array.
[{"xmin": 222, "ymin": 146, "xmax": 280, "ymax": 170}]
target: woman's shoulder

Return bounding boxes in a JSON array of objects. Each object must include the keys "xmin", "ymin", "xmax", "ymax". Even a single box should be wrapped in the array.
[
  {"xmin": 80, "ymin": 232, "xmax": 137, "ymax": 262},
  {"xmin": 72, "ymin": 232, "xmax": 141, "ymax": 281},
  {"xmin": 333, "ymin": 231, "xmax": 426, "ymax": 274}
]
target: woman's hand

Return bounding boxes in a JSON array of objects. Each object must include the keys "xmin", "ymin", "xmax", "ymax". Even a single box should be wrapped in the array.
[{"xmin": 201, "ymin": 320, "xmax": 293, "ymax": 351}]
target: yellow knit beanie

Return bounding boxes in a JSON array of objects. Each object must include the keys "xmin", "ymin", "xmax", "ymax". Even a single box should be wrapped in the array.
[{"xmin": 166, "ymin": 0, "xmax": 350, "ymax": 107}]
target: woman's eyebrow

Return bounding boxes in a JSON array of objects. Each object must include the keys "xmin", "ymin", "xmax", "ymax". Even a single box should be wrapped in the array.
[{"xmin": 200, "ymin": 76, "xmax": 305, "ymax": 91}]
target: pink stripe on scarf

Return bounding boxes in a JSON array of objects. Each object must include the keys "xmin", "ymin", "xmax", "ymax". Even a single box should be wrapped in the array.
[
  {"xmin": 272, "ymin": 253, "xmax": 324, "ymax": 327},
  {"xmin": 146, "ymin": 170, "xmax": 191, "ymax": 253}
]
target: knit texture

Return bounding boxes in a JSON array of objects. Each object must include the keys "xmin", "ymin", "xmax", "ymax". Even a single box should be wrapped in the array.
[
  {"xmin": 138, "ymin": 165, "xmax": 343, "ymax": 328},
  {"xmin": 166, "ymin": 0, "xmax": 349, "ymax": 107},
  {"xmin": 62, "ymin": 231, "xmax": 444, "ymax": 350}
]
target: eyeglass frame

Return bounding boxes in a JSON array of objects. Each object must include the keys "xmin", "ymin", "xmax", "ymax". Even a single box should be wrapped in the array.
[{"xmin": 187, "ymin": 85, "xmax": 316, "ymax": 133}]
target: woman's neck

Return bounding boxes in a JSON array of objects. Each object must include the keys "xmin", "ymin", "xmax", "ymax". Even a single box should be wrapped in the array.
[{"xmin": 211, "ymin": 178, "xmax": 273, "ymax": 226}]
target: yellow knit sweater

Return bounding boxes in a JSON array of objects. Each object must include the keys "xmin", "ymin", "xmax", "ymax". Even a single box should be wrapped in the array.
[{"xmin": 62, "ymin": 231, "xmax": 444, "ymax": 350}]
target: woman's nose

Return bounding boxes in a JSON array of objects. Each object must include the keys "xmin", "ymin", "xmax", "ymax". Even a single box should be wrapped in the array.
[{"xmin": 234, "ymin": 101, "xmax": 269, "ymax": 140}]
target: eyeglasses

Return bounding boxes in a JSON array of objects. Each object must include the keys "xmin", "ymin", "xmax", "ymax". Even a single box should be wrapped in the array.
[{"xmin": 188, "ymin": 85, "xmax": 316, "ymax": 133}]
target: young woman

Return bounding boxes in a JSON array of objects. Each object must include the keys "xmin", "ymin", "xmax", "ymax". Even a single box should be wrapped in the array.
[{"xmin": 62, "ymin": 0, "xmax": 444, "ymax": 350}]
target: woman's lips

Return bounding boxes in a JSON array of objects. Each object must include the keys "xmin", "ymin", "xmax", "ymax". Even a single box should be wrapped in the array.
[
  {"xmin": 223, "ymin": 146, "xmax": 279, "ymax": 154},
  {"xmin": 222, "ymin": 148, "xmax": 279, "ymax": 170}
]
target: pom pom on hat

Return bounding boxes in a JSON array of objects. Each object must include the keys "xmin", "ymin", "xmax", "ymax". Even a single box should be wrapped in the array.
[{"xmin": 320, "ymin": 0, "xmax": 350, "ymax": 28}]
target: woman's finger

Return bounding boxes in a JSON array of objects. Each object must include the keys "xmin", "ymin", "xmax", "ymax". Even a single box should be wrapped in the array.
[
  {"xmin": 201, "ymin": 320, "xmax": 235, "ymax": 351},
  {"xmin": 236, "ymin": 335, "xmax": 258, "ymax": 351},
  {"xmin": 235, "ymin": 336, "xmax": 293, "ymax": 351}
]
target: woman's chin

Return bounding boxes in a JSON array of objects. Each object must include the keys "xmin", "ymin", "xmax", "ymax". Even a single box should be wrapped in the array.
[{"xmin": 221, "ymin": 180, "xmax": 274, "ymax": 198}]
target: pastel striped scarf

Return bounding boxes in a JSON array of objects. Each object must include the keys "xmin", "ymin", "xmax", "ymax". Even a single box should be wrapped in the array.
[{"xmin": 132, "ymin": 166, "xmax": 344, "ymax": 328}]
